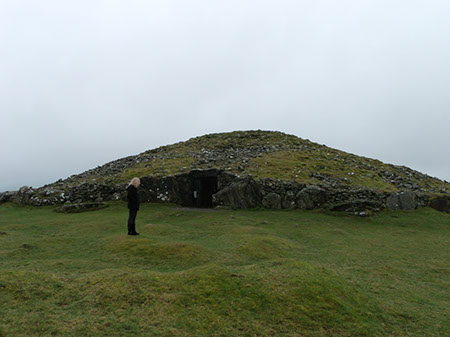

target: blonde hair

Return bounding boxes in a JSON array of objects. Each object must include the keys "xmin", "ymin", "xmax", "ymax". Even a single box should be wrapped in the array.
[{"xmin": 129, "ymin": 177, "xmax": 140, "ymax": 187}]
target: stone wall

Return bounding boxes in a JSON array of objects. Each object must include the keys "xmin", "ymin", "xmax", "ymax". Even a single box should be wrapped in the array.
[{"xmin": 0, "ymin": 170, "xmax": 442, "ymax": 213}]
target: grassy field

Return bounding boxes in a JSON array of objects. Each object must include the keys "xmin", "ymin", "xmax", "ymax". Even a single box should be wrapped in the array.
[{"xmin": 0, "ymin": 202, "xmax": 449, "ymax": 336}]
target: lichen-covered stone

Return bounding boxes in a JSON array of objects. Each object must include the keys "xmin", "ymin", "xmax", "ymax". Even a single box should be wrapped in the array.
[
  {"xmin": 262, "ymin": 192, "xmax": 282, "ymax": 209},
  {"xmin": 213, "ymin": 178, "xmax": 261, "ymax": 208},
  {"xmin": 0, "ymin": 191, "xmax": 16, "ymax": 204},
  {"xmin": 429, "ymin": 196, "xmax": 450, "ymax": 213},
  {"xmin": 296, "ymin": 186, "xmax": 327, "ymax": 210},
  {"xmin": 386, "ymin": 191, "xmax": 417, "ymax": 210},
  {"xmin": 282, "ymin": 190, "xmax": 296, "ymax": 209}
]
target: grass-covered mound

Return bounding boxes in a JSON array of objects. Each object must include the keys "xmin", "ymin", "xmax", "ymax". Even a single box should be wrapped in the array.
[
  {"xmin": 107, "ymin": 235, "xmax": 211, "ymax": 268},
  {"xmin": 57, "ymin": 130, "xmax": 449, "ymax": 194},
  {"xmin": 0, "ymin": 202, "xmax": 449, "ymax": 336},
  {"xmin": 0, "ymin": 263, "xmax": 382, "ymax": 336},
  {"xmin": 238, "ymin": 235, "xmax": 301, "ymax": 260}
]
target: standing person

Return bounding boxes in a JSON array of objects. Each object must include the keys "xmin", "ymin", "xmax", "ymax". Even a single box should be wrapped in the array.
[{"xmin": 127, "ymin": 177, "xmax": 141, "ymax": 235}]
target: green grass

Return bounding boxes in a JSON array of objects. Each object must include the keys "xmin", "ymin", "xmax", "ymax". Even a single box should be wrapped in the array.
[
  {"xmin": 0, "ymin": 202, "xmax": 449, "ymax": 336},
  {"xmin": 249, "ymin": 150, "xmax": 397, "ymax": 190}
]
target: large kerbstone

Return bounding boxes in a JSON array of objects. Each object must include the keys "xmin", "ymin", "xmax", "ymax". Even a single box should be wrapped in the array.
[
  {"xmin": 0, "ymin": 191, "xmax": 16, "ymax": 204},
  {"xmin": 295, "ymin": 185, "xmax": 327, "ymax": 210},
  {"xmin": 386, "ymin": 191, "xmax": 417, "ymax": 210},
  {"xmin": 262, "ymin": 192, "xmax": 282, "ymax": 209},
  {"xmin": 429, "ymin": 196, "xmax": 450, "ymax": 213},
  {"xmin": 212, "ymin": 178, "xmax": 261, "ymax": 208},
  {"xmin": 282, "ymin": 190, "xmax": 296, "ymax": 209},
  {"xmin": 10, "ymin": 186, "xmax": 33, "ymax": 205}
]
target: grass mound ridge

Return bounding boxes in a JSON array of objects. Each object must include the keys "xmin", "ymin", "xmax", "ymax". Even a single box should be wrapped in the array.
[
  {"xmin": 107, "ymin": 235, "xmax": 210, "ymax": 268},
  {"xmin": 143, "ymin": 223, "xmax": 183, "ymax": 236},
  {"xmin": 0, "ymin": 263, "xmax": 387, "ymax": 336},
  {"xmin": 238, "ymin": 235, "xmax": 301, "ymax": 260}
]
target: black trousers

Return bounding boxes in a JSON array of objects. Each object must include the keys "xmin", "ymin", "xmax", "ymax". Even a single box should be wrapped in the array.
[{"xmin": 128, "ymin": 208, "xmax": 138, "ymax": 234}]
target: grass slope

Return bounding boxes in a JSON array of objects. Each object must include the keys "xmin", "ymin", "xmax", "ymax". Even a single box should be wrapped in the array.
[{"xmin": 0, "ymin": 203, "xmax": 449, "ymax": 336}]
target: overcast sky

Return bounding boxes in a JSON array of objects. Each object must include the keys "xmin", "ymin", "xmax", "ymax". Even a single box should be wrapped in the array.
[{"xmin": 1, "ymin": 0, "xmax": 449, "ymax": 192}]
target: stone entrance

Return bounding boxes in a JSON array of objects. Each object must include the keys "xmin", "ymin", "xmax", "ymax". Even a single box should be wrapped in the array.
[{"xmin": 190, "ymin": 170, "xmax": 219, "ymax": 208}]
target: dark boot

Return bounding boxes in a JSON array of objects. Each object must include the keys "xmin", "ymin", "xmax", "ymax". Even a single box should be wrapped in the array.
[{"xmin": 130, "ymin": 222, "xmax": 139, "ymax": 235}]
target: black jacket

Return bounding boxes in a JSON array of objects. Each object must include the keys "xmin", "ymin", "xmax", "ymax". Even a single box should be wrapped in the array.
[{"xmin": 127, "ymin": 185, "xmax": 140, "ymax": 210}]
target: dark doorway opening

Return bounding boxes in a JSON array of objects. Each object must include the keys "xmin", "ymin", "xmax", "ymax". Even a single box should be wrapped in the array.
[{"xmin": 193, "ymin": 176, "xmax": 218, "ymax": 208}]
